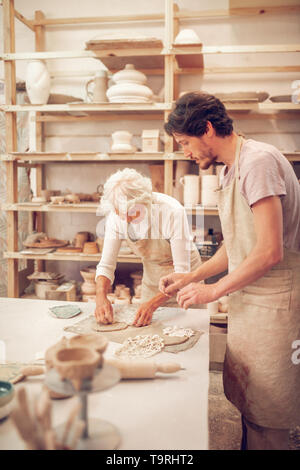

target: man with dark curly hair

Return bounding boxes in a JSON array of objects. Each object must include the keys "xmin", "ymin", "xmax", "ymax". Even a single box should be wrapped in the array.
[{"xmin": 160, "ymin": 92, "xmax": 300, "ymax": 450}]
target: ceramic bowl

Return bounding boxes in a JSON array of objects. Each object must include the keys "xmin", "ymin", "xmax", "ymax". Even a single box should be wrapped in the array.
[
  {"xmin": 174, "ymin": 29, "xmax": 201, "ymax": 45},
  {"xmin": 50, "ymin": 196, "xmax": 65, "ymax": 204},
  {"xmin": 0, "ymin": 381, "xmax": 14, "ymax": 407}
]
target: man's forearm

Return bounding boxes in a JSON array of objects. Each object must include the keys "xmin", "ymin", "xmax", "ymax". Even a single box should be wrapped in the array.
[{"xmin": 191, "ymin": 243, "xmax": 228, "ymax": 282}]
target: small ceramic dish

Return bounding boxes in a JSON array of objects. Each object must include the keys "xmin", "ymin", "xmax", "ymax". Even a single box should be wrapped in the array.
[
  {"xmin": 0, "ymin": 381, "xmax": 14, "ymax": 407},
  {"xmin": 50, "ymin": 196, "xmax": 65, "ymax": 204},
  {"xmin": 49, "ymin": 305, "xmax": 81, "ymax": 319}
]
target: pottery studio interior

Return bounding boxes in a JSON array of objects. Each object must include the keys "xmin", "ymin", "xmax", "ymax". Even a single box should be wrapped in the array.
[{"xmin": 0, "ymin": 0, "xmax": 300, "ymax": 453}]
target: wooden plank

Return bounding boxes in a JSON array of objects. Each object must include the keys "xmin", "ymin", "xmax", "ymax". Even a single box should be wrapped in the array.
[
  {"xmin": 85, "ymin": 38, "xmax": 163, "ymax": 50},
  {"xmin": 14, "ymin": 8, "xmax": 34, "ymax": 31},
  {"xmin": 4, "ymin": 252, "xmax": 142, "ymax": 264},
  {"xmin": 179, "ymin": 5, "xmax": 300, "ymax": 19},
  {"xmin": 34, "ymin": 10, "xmax": 46, "ymax": 273},
  {"xmin": 3, "ymin": 0, "xmax": 19, "ymax": 298},
  {"xmin": 1, "ymin": 151, "xmax": 185, "ymax": 162},
  {"xmin": 1, "ymin": 202, "xmax": 220, "ymax": 216},
  {"xmin": 29, "ymin": 5, "xmax": 300, "ymax": 27},
  {"xmin": 32, "ymin": 13, "xmax": 164, "ymax": 26},
  {"xmin": 229, "ymin": 0, "xmax": 300, "ymax": 9},
  {"xmin": 0, "ymin": 103, "xmax": 171, "ymax": 112}
]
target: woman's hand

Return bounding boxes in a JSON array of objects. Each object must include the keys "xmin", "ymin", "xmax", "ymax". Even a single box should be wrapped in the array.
[
  {"xmin": 159, "ymin": 272, "xmax": 194, "ymax": 297},
  {"xmin": 132, "ymin": 301, "xmax": 156, "ymax": 327},
  {"xmin": 94, "ymin": 296, "xmax": 114, "ymax": 324},
  {"xmin": 177, "ymin": 282, "xmax": 218, "ymax": 309}
]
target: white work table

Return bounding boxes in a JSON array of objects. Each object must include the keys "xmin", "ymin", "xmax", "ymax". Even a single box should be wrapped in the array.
[{"xmin": 0, "ymin": 297, "xmax": 209, "ymax": 450}]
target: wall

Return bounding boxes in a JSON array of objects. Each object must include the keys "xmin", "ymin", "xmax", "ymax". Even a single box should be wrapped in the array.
[{"xmin": 1, "ymin": 0, "xmax": 299, "ymax": 285}]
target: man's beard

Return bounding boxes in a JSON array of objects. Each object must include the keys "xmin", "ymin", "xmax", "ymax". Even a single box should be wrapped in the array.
[{"xmin": 198, "ymin": 151, "xmax": 217, "ymax": 170}]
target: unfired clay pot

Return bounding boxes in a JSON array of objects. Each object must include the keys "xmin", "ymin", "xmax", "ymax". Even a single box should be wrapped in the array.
[
  {"xmin": 52, "ymin": 346, "xmax": 101, "ymax": 391},
  {"xmin": 69, "ymin": 334, "xmax": 108, "ymax": 357}
]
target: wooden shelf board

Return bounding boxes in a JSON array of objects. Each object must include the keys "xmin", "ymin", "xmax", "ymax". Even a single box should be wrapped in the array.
[
  {"xmin": 2, "ymin": 202, "xmax": 219, "ymax": 216},
  {"xmin": 4, "ymin": 251, "xmax": 142, "ymax": 264},
  {"xmin": 2, "ymin": 102, "xmax": 299, "ymax": 113},
  {"xmin": 1, "ymin": 151, "xmax": 185, "ymax": 162},
  {"xmin": 28, "ymin": 6, "xmax": 300, "ymax": 27},
  {"xmin": 0, "ymin": 103, "xmax": 171, "ymax": 113}
]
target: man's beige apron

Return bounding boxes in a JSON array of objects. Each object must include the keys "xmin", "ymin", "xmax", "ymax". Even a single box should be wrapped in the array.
[
  {"xmin": 217, "ymin": 136, "xmax": 300, "ymax": 428},
  {"xmin": 126, "ymin": 220, "xmax": 202, "ymax": 307}
]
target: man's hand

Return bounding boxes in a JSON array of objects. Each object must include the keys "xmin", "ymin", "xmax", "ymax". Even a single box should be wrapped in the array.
[
  {"xmin": 132, "ymin": 301, "xmax": 156, "ymax": 327},
  {"xmin": 94, "ymin": 296, "xmax": 114, "ymax": 324},
  {"xmin": 159, "ymin": 272, "xmax": 194, "ymax": 297},
  {"xmin": 177, "ymin": 282, "xmax": 218, "ymax": 309}
]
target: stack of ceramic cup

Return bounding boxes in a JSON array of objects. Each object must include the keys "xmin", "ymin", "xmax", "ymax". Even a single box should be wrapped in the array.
[{"xmin": 201, "ymin": 175, "xmax": 219, "ymax": 206}]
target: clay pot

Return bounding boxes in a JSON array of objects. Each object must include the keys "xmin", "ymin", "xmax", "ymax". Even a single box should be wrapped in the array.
[
  {"xmin": 65, "ymin": 193, "xmax": 81, "ymax": 204},
  {"xmin": 74, "ymin": 231, "xmax": 90, "ymax": 248},
  {"xmin": 41, "ymin": 190, "xmax": 55, "ymax": 202},
  {"xmin": 34, "ymin": 280, "xmax": 60, "ymax": 299},
  {"xmin": 83, "ymin": 242, "xmax": 99, "ymax": 254},
  {"xmin": 114, "ymin": 297, "xmax": 130, "ymax": 305},
  {"xmin": 50, "ymin": 196, "xmax": 65, "ymax": 204},
  {"xmin": 69, "ymin": 334, "xmax": 108, "ymax": 357},
  {"xmin": 80, "ymin": 269, "xmax": 96, "ymax": 282},
  {"xmin": 52, "ymin": 346, "xmax": 101, "ymax": 391},
  {"xmin": 111, "ymin": 130, "xmax": 136, "ymax": 153},
  {"xmin": 81, "ymin": 281, "xmax": 96, "ymax": 295}
]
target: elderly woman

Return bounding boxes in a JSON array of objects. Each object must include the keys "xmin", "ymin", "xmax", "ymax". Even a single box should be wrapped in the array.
[{"xmin": 94, "ymin": 168, "xmax": 202, "ymax": 327}]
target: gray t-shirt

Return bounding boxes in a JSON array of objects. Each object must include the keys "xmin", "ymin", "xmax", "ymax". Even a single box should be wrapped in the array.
[{"xmin": 220, "ymin": 139, "xmax": 300, "ymax": 252}]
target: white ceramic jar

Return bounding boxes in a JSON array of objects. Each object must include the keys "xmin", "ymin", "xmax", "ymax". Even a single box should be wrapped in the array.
[
  {"xmin": 106, "ymin": 64, "xmax": 153, "ymax": 103},
  {"xmin": 25, "ymin": 60, "xmax": 51, "ymax": 104}
]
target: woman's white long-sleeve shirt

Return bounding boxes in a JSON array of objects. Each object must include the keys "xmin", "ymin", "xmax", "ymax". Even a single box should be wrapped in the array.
[{"xmin": 95, "ymin": 192, "xmax": 195, "ymax": 284}]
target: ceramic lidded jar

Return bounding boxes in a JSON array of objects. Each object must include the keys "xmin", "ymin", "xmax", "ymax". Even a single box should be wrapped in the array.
[
  {"xmin": 106, "ymin": 64, "xmax": 153, "ymax": 103},
  {"xmin": 25, "ymin": 60, "xmax": 51, "ymax": 104}
]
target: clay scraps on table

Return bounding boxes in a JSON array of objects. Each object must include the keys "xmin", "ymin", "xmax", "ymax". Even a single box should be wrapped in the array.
[{"xmin": 114, "ymin": 334, "xmax": 165, "ymax": 359}]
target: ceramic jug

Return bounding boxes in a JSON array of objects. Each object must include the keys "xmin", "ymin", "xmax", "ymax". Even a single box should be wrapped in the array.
[
  {"xmin": 179, "ymin": 174, "xmax": 200, "ymax": 206},
  {"xmin": 25, "ymin": 60, "xmax": 51, "ymax": 104},
  {"xmin": 85, "ymin": 70, "xmax": 108, "ymax": 103}
]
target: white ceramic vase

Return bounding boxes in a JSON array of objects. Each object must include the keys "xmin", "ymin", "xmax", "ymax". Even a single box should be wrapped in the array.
[
  {"xmin": 106, "ymin": 64, "xmax": 153, "ymax": 103},
  {"xmin": 25, "ymin": 60, "xmax": 51, "ymax": 104}
]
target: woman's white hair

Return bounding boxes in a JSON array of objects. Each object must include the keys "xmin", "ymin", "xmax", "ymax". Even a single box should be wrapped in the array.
[{"xmin": 99, "ymin": 168, "xmax": 153, "ymax": 215}]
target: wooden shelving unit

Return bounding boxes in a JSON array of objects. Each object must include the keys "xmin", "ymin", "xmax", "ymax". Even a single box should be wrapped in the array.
[{"xmin": 1, "ymin": 0, "xmax": 300, "ymax": 298}]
